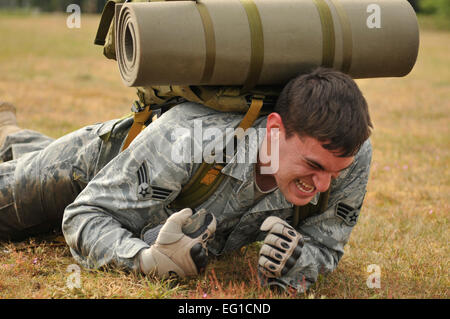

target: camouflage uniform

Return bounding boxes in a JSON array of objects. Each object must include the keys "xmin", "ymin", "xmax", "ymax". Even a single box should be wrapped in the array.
[
  {"xmin": 0, "ymin": 102, "xmax": 371, "ymax": 292},
  {"xmin": 0, "ymin": 117, "xmax": 131, "ymax": 240}
]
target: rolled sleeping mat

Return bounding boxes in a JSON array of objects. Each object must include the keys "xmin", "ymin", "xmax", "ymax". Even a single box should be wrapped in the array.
[{"xmin": 115, "ymin": 0, "xmax": 419, "ymax": 88}]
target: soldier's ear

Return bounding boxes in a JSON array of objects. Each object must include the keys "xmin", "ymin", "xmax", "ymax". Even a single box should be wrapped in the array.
[{"xmin": 266, "ymin": 113, "xmax": 285, "ymax": 142}]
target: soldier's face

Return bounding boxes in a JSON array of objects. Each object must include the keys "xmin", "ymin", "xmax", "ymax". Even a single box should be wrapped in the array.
[{"xmin": 261, "ymin": 113, "xmax": 354, "ymax": 206}]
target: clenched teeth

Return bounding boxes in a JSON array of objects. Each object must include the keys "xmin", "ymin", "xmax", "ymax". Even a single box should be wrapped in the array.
[{"xmin": 295, "ymin": 179, "xmax": 315, "ymax": 193}]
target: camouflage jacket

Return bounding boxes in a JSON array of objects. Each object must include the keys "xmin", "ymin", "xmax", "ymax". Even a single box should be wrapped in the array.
[{"xmin": 62, "ymin": 102, "xmax": 372, "ymax": 292}]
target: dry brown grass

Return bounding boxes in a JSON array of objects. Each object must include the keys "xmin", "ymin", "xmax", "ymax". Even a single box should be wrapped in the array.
[
  {"xmin": 0, "ymin": 13, "xmax": 136, "ymax": 137},
  {"xmin": 0, "ymin": 13, "xmax": 448, "ymax": 299}
]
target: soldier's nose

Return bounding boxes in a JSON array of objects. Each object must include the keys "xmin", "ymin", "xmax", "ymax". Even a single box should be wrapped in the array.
[{"xmin": 313, "ymin": 172, "xmax": 332, "ymax": 192}]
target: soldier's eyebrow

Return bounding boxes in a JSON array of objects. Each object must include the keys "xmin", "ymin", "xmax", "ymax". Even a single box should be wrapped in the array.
[
  {"xmin": 304, "ymin": 157, "xmax": 354, "ymax": 173},
  {"xmin": 304, "ymin": 157, "xmax": 325, "ymax": 171}
]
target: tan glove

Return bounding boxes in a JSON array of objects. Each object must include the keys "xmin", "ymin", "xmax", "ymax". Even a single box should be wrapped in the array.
[
  {"xmin": 138, "ymin": 208, "xmax": 216, "ymax": 278},
  {"xmin": 258, "ymin": 216, "xmax": 304, "ymax": 278}
]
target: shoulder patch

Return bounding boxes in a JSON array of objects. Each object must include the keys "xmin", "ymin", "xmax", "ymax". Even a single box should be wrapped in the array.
[
  {"xmin": 136, "ymin": 162, "xmax": 174, "ymax": 201},
  {"xmin": 335, "ymin": 202, "xmax": 359, "ymax": 226}
]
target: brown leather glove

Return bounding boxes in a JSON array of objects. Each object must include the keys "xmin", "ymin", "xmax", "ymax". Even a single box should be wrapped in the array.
[
  {"xmin": 139, "ymin": 208, "xmax": 216, "ymax": 278},
  {"xmin": 258, "ymin": 216, "xmax": 304, "ymax": 278}
]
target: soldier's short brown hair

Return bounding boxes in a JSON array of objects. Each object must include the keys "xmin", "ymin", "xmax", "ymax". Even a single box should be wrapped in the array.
[{"xmin": 274, "ymin": 67, "xmax": 373, "ymax": 157}]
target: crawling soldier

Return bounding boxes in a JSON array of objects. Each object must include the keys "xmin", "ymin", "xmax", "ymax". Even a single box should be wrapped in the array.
[{"xmin": 0, "ymin": 68, "xmax": 372, "ymax": 293}]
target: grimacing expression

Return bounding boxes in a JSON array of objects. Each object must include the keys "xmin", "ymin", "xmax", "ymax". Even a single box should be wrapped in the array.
[{"xmin": 266, "ymin": 113, "xmax": 354, "ymax": 206}]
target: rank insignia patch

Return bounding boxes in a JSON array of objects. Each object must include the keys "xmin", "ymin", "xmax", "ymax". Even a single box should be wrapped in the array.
[
  {"xmin": 335, "ymin": 202, "xmax": 359, "ymax": 226},
  {"xmin": 137, "ymin": 162, "xmax": 173, "ymax": 201}
]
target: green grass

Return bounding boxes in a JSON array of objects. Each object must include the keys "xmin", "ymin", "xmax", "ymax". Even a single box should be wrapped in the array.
[
  {"xmin": 418, "ymin": 14, "xmax": 450, "ymax": 31},
  {"xmin": 0, "ymin": 13, "xmax": 448, "ymax": 299}
]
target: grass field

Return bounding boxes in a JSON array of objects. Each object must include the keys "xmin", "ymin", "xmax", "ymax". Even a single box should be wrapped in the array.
[{"xmin": 0, "ymin": 12, "xmax": 448, "ymax": 299}]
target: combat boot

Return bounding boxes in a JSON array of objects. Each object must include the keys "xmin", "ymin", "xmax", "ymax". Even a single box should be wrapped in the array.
[{"xmin": 0, "ymin": 102, "xmax": 22, "ymax": 148}]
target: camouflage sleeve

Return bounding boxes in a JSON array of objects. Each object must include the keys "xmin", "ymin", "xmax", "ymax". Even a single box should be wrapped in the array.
[
  {"xmin": 62, "ymin": 110, "xmax": 197, "ymax": 271},
  {"xmin": 267, "ymin": 140, "xmax": 372, "ymax": 293}
]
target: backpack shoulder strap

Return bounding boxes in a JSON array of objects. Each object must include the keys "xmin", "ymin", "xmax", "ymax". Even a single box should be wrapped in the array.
[
  {"xmin": 168, "ymin": 162, "xmax": 226, "ymax": 210},
  {"xmin": 170, "ymin": 97, "xmax": 264, "ymax": 210},
  {"xmin": 121, "ymin": 101, "xmax": 153, "ymax": 151}
]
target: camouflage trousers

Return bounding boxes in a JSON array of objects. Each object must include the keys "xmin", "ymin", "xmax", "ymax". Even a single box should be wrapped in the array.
[{"xmin": 0, "ymin": 124, "xmax": 115, "ymax": 241}]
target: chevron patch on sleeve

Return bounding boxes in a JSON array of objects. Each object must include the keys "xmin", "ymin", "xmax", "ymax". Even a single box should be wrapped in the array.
[
  {"xmin": 136, "ymin": 162, "xmax": 173, "ymax": 201},
  {"xmin": 335, "ymin": 202, "xmax": 360, "ymax": 226}
]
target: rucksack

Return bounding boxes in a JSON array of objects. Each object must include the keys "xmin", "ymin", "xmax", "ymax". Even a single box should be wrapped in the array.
[{"xmin": 94, "ymin": 0, "xmax": 329, "ymax": 228}]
